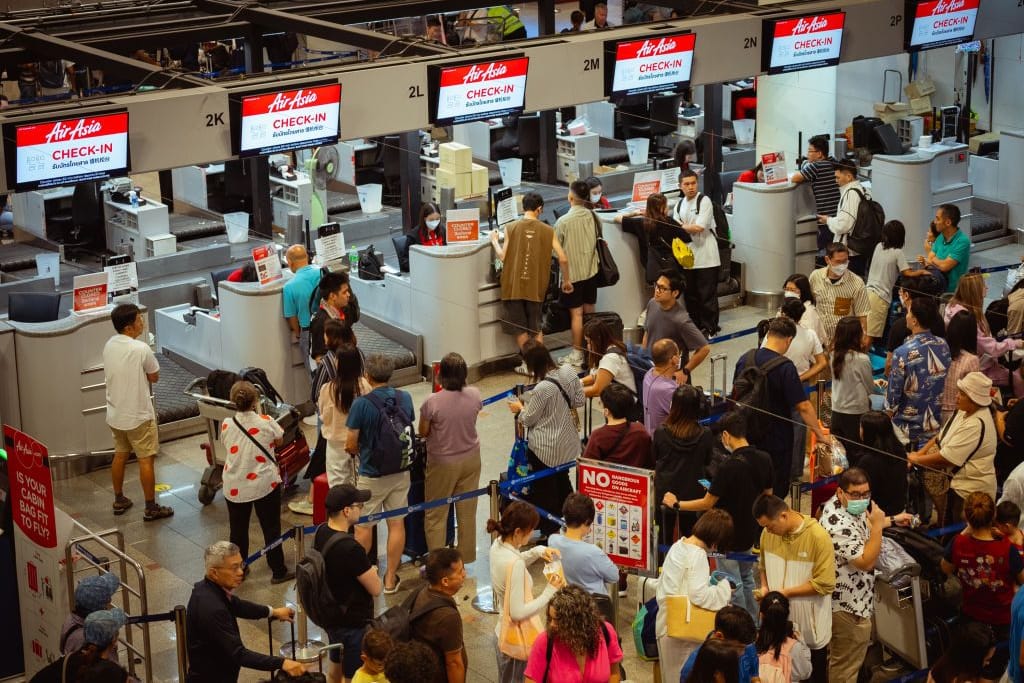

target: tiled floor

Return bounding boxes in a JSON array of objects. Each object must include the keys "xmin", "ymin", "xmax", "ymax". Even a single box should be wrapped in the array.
[{"xmin": 51, "ymin": 241, "xmax": 1023, "ymax": 682}]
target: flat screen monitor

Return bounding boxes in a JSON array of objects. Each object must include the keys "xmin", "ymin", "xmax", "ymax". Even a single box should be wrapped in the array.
[
  {"xmin": 905, "ymin": 0, "xmax": 979, "ymax": 52},
  {"xmin": 604, "ymin": 32, "xmax": 696, "ymax": 97},
  {"xmin": 3, "ymin": 110, "xmax": 130, "ymax": 191},
  {"xmin": 232, "ymin": 81, "xmax": 341, "ymax": 157},
  {"xmin": 428, "ymin": 56, "xmax": 529, "ymax": 126},
  {"xmin": 762, "ymin": 11, "xmax": 845, "ymax": 75}
]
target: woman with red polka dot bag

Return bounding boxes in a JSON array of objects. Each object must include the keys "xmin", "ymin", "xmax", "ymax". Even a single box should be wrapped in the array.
[{"xmin": 221, "ymin": 380, "xmax": 295, "ymax": 584}]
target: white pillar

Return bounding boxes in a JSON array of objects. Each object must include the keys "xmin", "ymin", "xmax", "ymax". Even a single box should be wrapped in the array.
[{"xmin": 756, "ymin": 67, "xmax": 838, "ymax": 166}]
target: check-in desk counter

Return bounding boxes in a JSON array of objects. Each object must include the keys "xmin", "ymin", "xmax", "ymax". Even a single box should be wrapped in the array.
[
  {"xmin": 155, "ymin": 279, "xmax": 310, "ymax": 406},
  {"xmin": 10, "ymin": 186, "xmax": 75, "ymax": 240},
  {"xmin": 870, "ymin": 143, "xmax": 972, "ymax": 255},
  {"xmin": 731, "ymin": 181, "xmax": 817, "ymax": 307},
  {"xmin": 348, "ymin": 239, "xmax": 518, "ymax": 370},
  {"xmin": 104, "ymin": 193, "xmax": 174, "ymax": 259},
  {"xmin": 1, "ymin": 307, "xmax": 149, "ymax": 463},
  {"xmin": 170, "ymin": 163, "xmax": 225, "ymax": 212},
  {"xmin": 595, "ymin": 211, "xmax": 648, "ymax": 323}
]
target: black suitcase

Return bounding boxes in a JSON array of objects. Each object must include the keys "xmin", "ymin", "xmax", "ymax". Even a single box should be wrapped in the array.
[{"xmin": 583, "ymin": 311, "xmax": 624, "ymax": 342}]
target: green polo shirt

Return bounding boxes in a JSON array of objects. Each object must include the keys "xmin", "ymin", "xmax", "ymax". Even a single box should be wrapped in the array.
[{"xmin": 934, "ymin": 229, "xmax": 970, "ymax": 293}]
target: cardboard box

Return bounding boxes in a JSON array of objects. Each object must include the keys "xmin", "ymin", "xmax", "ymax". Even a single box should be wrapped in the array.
[
  {"xmin": 969, "ymin": 131, "xmax": 1000, "ymax": 154},
  {"xmin": 904, "ymin": 78, "xmax": 936, "ymax": 99},
  {"xmin": 909, "ymin": 95, "xmax": 932, "ymax": 115},
  {"xmin": 470, "ymin": 163, "xmax": 489, "ymax": 196},
  {"xmin": 436, "ymin": 167, "xmax": 473, "ymax": 198},
  {"xmin": 439, "ymin": 142, "xmax": 473, "ymax": 173}
]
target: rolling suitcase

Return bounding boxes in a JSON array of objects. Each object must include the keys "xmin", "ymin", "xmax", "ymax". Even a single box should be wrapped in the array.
[{"xmin": 403, "ymin": 456, "xmax": 455, "ymax": 562}]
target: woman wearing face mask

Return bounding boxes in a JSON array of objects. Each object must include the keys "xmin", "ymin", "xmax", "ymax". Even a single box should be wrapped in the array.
[
  {"xmin": 585, "ymin": 176, "xmax": 611, "ymax": 210},
  {"xmin": 782, "ymin": 274, "xmax": 826, "ymax": 344},
  {"xmin": 408, "ymin": 202, "xmax": 446, "ymax": 247}
]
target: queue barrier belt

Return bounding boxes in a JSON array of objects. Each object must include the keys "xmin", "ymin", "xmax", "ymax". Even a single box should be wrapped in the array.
[{"xmin": 126, "ymin": 612, "xmax": 177, "ymax": 625}]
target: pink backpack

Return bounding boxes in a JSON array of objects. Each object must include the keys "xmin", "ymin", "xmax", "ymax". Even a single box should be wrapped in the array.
[{"xmin": 758, "ymin": 637, "xmax": 797, "ymax": 683}]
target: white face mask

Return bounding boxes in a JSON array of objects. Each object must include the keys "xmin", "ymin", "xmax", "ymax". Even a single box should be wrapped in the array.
[
  {"xmin": 830, "ymin": 263, "xmax": 848, "ymax": 276},
  {"xmin": 426, "ymin": 219, "xmax": 441, "ymax": 230},
  {"xmin": 590, "ymin": 192, "xmax": 602, "ymax": 202},
  {"xmin": 783, "ymin": 291, "xmax": 800, "ymax": 299}
]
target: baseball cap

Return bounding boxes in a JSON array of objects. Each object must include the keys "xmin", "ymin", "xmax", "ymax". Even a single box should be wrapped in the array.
[
  {"xmin": 84, "ymin": 608, "xmax": 127, "ymax": 647},
  {"xmin": 75, "ymin": 572, "xmax": 120, "ymax": 613},
  {"xmin": 324, "ymin": 484, "xmax": 371, "ymax": 514}
]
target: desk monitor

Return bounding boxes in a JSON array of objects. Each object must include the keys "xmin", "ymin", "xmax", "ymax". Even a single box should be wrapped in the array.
[
  {"xmin": 2, "ymin": 110, "xmax": 130, "ymax": 191},
  {"xmin": 762, "ymin": 11, "xmax": 845, "ymax": 75},
  {"xmin": 427, "ymin": 56, "xmax": 529, "ymax": 126},
  {"xmin": 231, "ymin": 81, "xmax": 341, "ymax": 157},
  {"xmin": 905, "ymin": 0, "xmax": 979, "ymax": 52},
  {"xmin": 604, "ymin": 32, "xmax": 696, "ymax": 98}
]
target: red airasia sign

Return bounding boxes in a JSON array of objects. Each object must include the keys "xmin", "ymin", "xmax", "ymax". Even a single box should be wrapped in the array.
[{"xmin": 4, "ymin": 426, "xmax": 56, "ymax": 549}]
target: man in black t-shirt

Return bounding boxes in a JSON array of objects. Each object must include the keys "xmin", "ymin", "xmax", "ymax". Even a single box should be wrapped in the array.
[
  {"xmin": 315, "ymin": 484, "xmax": 382, "ymax": 683},
  {"xmin": 662, "ymin": 410, "xmax": 773, "ymax": 619}
]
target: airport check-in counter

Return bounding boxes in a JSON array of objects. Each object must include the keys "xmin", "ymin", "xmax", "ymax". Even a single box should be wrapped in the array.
[
  {"xmin": 731, "ymin": 181, "xmax": 817, "ymax": 307},
  {"xmin": 870, "ymin": 142, "xmax": 972, "ymax": 256},
  {"xmin": 595, "ymin": 211, "xmax": 649, "ymax": 324}
]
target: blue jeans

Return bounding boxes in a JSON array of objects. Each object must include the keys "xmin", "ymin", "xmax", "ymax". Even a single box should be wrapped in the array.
[
  {"xmin": 325, "ymin": 624, "xmax": 366, "ymax": 677},
  {"xmin": 717, "ymin": 556, "xmax": 758, "ymax": 620}
]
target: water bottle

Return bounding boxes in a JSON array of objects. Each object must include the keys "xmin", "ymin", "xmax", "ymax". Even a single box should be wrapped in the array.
[
  {"xmin": 128, "ymin": 190, "xmax": 138, "ymax": 208},
  {"xmin": 348, "ymin": 247, "xmax": 358, "ymax": 274}
]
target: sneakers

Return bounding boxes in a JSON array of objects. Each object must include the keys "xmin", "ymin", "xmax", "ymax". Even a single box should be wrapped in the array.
[
  {"xmin": 288, "ymin": 499, "xmax": 315, "ymax": 515},
  {"xmin": 560, "ymin": 349, "xmax": 585, "ymax": 367},
  {"xmin": 302, "ymin": 414, "xmax": 318, "ymax": 427},
  {"xmin": 513, "ymin": 361, "xmax": 532, "ymax": 376},
  {"xmin": 270, "ymin": 569, "xmax": 296, "ymax": 585},
  {"xmin": 112, "ymin": 495, "xmax": 134, "ymax": 516},
  {"xmin": 143, "ymin": 504, "xmax": 174, "ymax": 521}
]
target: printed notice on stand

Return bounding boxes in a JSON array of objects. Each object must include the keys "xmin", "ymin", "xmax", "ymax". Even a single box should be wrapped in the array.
[
  {"xmin": 315, "ymin": 232, "xmax": 346, "ymax": 263},
  {"xmin": 577, "ymin": 459, "xmax": 655, "ymax": 572},
  {"xmin": 494, "ymin": 187, "xmax": 517, "ymax": 227},
  {"xmin": 631, "ymin": 170, "xmax": 662, "ymax": 205},
  {"xmin": 252, "ymin": 245, "xmax": 283, "ymax": 286},
  {"xmin": 761, "ymin": 151, "xmax": 788, "ymax": 185},
  {"xmin": 445, "ymin": 207, "xmax": 480, "ymax": 243},
  {"xmin": 72, "ymin": 272, "xmax": 109, "ymax": 315},
  {"xmin": 105, "ymin": 261, "xmax": 139, "ymax": 305}
]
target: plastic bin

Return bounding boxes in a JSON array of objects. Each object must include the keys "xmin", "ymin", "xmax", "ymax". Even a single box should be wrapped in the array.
[
  {"xmin": 223, "ymin": 212, "xmax": 249, "ymax": 244},
  {"xmin": 498, "ymin": 158, "xmax": 523, "ymax": 187},
  {"xmin": 733, "ymin": 119, "xmax": 755, "ymax": 145},
  {"xmin": 356, "ymin": 184, "xmax": 383, "ymax": 213},
  {"xmin": 625, "ymin": 138, "xmax": 650, "ymax": 165}
]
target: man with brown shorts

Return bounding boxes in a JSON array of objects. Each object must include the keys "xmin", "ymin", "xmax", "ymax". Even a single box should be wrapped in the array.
[{"xmin": 103, "ymin": 303, "xmax": 173, "ymax": 521}]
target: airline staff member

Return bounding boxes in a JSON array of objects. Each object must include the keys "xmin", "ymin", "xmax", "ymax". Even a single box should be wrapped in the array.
[{"xmin": 408, "ymin": 202, "xmax": 446, "ymax": 247}]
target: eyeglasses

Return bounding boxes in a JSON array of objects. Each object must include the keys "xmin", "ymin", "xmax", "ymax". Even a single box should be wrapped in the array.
[
  {"xmin": 843, "ymin": 489, "xmax": 871, "ymax": 500},
  {"xmin": 654, "ymin": 284, "xmax": 670, "ymax": 292},
  {"xmin": 348, "ymin": 502, "xmax": 365, "ymax": 509}
]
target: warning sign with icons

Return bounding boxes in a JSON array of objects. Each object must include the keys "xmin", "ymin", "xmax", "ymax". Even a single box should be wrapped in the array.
[{"xmin": 577, "ymin": 459, "xmax": 654, "ymax": 572}]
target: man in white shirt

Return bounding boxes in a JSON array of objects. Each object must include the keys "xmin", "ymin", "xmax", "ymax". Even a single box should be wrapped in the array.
[
  {"xmin": 103, "ymin": 304, "xmax": 173, "ymax": 521},
  {"xmin": 583, "ymin": 2, "xmax": 613, "ymax": 29},
  {"xmin": 818, "ymin": 159, "xmax": 868, "ymax": 276},
  {"xmin": 673, "ymin": 169, "xmax": 721, "ymax": 337}
]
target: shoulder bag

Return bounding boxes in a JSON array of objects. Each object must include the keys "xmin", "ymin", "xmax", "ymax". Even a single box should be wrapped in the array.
[
  {"xmin": 232, "ymin": 416, "xmax": 280, "ymax": 467},
  {"xmin": 498, "ymin": 561, "xmax": 544, "ymax": 660},
  {"xmin": 664, "ymin": 567, "xmax": 718, "ymax": 641},
  {"xmin": 541, "ymin": 376, "xmax": 581, "ymax": 433},
  {"xmin": 591, "ymin": 211, "xmax": 620, "ymax": 287},
  {"xmin": 922, "ymin": 413, "xmax": 987, "ymax": 499}
]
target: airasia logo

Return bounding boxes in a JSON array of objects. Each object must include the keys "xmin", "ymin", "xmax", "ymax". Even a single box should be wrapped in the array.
[
  {"xmin": 932, "ymin": 0, "xmax": 966, "ymax": 13},
  {"xmin": 635, "ymin": 38, "xmax": 678, "ymax": 57},
  {"xmin": 267, "ymin": 89, "xmax": 318, "ymax": 113},
  {"xmin": 793, "ymin": 15, "xmax": 829, "ymax": 34},
  {"xmin": 462, "ymin": 62, "xmax": 507, "ymax": 84},
  {"xmin": 44, "ymin": 119, "xmax": 102, "ymax": 144}
]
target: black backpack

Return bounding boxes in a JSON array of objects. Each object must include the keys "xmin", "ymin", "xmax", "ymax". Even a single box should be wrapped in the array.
[
  {"xmin": 368, "ymin": 586, "xmax": 451, "ymax": 642},
  {"xmin": 730, "ymin": 349, "xmax": 789, "ymax": 444},
  {"xmin": 37, "ymin": 60, "xmax": 66, "ymax": 89},
  {"xmin": 239, "ymin": 366, "xmax": 283, "ymax": 405},
  {"xmin": 365, "ymin": 391, "xmax": 417, "ymax": 475},
  {"xmin": 296, "ymin": 529, "xmax": 349, "ymax": 629},
  {"xmin": 207, "ymin": 370, "xmax": 241, "ymax": 401},
  {"xmin": 696, "ymin": 193, "xmax": 730, "ymax": 242},
  {"xmin": 605, "ymin": 346, "xmax": 649, "ymax": 423},
  {"xmin": 847, "ymin": 188, "xmax": 885, "ymax": 255}
]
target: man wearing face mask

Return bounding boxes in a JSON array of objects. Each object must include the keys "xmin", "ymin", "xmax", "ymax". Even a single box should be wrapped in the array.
[
  {"xmin": 820, "ymin": 468, "xmax": 913, "ymax": 683},
  {"xmin": 809, "ymin": 242, "xmax": 869, "ymax": 347}
]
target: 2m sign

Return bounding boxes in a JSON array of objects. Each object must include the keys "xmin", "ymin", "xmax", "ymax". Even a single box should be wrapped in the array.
[{"xmin": 583, "ymin": 57, "xmax": 600, "ymax": 71}]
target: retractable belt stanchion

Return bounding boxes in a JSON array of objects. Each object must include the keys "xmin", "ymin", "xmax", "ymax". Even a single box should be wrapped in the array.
[
  {"xmin": 173, "ymin": 604, "xmax": 188, "ymax": 680},
  {"xmin": 281, "ymin": 524, "xmax": 326, "ymax": 665},
  {"xmin": 472, "ymin": 478, "xmax": 502, "ymax": 615}
]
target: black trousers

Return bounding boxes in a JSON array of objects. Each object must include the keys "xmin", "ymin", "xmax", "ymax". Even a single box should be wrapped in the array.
[
  {"xmin": 830, "ymin": 411, "xmax": 864, "ymax": 467},
  {"xmin": 524, "ymin": 448, "xmax": 574, "ymax": 537},
  {"xmin": 848, "ymin": 253, "xmax": 868, "ymax": 278},
  {"xmin": 684, "ymin": 266, "xmax": 720, "ymax": 334},
  {"xmin": 808, "ymin": 645, "xmax": 829, "ymax": 683},
  {"xmin": 226, "ymin": 487, "xmax": 287, "ymax": 575}
]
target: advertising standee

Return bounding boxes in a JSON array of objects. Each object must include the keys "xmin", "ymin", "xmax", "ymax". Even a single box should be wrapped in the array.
[{"xmin": 577, "ymin": 459, "xmax": 654, "ymax": 572}]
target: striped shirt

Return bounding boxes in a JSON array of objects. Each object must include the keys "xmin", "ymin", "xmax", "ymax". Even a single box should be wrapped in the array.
[
  {"xmin": 518, "ymin": 365, "xmax": 584, "ymax": 466},
  {"xmin": 800, "ymin": 159, "xmax": 841, "ymax": 216},
  {"xmin": 555, "ymin": 205, "xmax": 598, "ymax": 283},
  {"xmin": 808, "ymin": 266, "xmax": 870, "ymax": 346}
]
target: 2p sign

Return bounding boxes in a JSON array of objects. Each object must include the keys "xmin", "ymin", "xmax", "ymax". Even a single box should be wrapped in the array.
[{"xmin": 3, "ymin": 426, "xmax": 56, "ymax": 549}]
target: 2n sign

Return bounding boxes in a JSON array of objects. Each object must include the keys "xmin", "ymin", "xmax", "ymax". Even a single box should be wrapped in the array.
[{"xmin": 581, "ymin": 468, "xmax": 611, "ymax": 488}]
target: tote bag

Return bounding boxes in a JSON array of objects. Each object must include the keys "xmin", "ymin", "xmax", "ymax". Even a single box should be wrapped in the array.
[
  {"xmin": 498, "ymin": 561, "xmax": 544, "ymax": 660},
  {"xmin": 665, "ymin": 567, "xmax": 717, "ymax": 641}
]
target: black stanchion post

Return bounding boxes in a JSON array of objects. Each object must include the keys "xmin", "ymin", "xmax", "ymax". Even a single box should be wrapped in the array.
[
  {"xmin": 173, "ymin": 604, "xmax": 188, "ymax": 680},
  {"xmin": 472, "ymin": 479, "xmax": 501, "ymax": 615}
]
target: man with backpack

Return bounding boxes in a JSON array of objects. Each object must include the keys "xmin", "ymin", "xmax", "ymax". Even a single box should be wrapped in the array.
[
  {"xmin": 312, "ymin": 484, "xmax": 382, "ymax": 683},
  {"xmin": 408, "ymin": 548, "xmax": 468, "ymax": 683},
  {"xmin": 733, "ymin": 317, "xmax": 826, "ymax": 498},
  {"xmin": 818, "ymin": 159, "xmax": 874, "ymax": 277},
  {"xmin": 345, "ymin": 353, "xmax": 416, "ymax": 595},
  {"xmin": 673, "ymin": 169, "xmax": 722, "ymax": 337}
]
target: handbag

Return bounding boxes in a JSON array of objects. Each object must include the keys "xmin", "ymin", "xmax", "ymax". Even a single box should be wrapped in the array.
[
  {"xmin": 591, "ymin": 212, "xmax": 620, "ymax": 287},
  {"xmin": 664, "ymin": 589, "xmax": 717, "ymax": 641},
  {"xmin": 660, "ymin": 235, "xmax": 694, "ymax": 269},
  {"xmin": 922, "ymin": 413, "xmax": 988, "ymax": 498},
  {"xmin": 358, "ymin": 246, "xmax": 384, "ymax": 281},
  {"xmin": 541, "ymin": 377, "xmax": 582, "ymax": 432},
  {"xmin": 498, "ymin": 562, "xmax": 544, "ymax": 660}
]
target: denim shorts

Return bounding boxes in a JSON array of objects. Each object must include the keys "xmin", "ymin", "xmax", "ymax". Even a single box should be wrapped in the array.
[{"xmin": 325, "ymin": 624, "xmax": 367, "ymax": 677}]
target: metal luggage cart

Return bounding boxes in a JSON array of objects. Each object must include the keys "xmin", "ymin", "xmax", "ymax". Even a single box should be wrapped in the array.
[{"xmin": 184, "ymin": 377, "xmax": 238, "ymax": 505}]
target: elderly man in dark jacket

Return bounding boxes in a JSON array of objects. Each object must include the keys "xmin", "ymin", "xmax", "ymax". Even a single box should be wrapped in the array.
[{"xmin": 186, "ymin": 541, "xmax": 304, "ymax": 682}]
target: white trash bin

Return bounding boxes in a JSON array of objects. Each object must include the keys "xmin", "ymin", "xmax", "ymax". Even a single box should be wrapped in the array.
[
  {"xmin": 223, "ymin": 212, "xmax": 250, "ymax": 244},
  {"xmin": 356, "ymin": 184, "xmax": 383, "ymax": 213},
  {"xmin": 498, "ymin": 158, "xmax": 523, "ymax": 187},
  {"xmin": 733, "ymin": 119, "xmax": 755, "ymax": 145},
  {"xmin": 625, "ymin": 138, "xmax": 650, "ymax": 166}
]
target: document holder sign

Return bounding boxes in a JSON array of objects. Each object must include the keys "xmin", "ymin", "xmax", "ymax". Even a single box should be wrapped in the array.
[
  {"xmin": 252, "ymin": 245, "xmax": 283, "ymax": 285},
  {"xmin": 445, "ymin": 207, "xmax": 481, "ymax": 243},
  {"xmin": 72, "ymin": 272, "xmax": 109, "ymax": 314}
]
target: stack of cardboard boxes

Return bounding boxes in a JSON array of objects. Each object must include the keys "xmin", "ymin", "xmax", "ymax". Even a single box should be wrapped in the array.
[{"xmin": 436, "ymin": 142, "xmax": 489, "ymax": 199}]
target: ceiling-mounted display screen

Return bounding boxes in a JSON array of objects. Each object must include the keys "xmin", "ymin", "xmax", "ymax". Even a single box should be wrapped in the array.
[
  {"xmin": 762, "ymin": 11, "xmax": 846, "ymax": 75},
  {"xmin": 605, "ymin": 32, "xmax": 696, "ymax": 97},
  {"xmin": 233, "ymin": 82, "xmax": 341, "ymax": 157},
  {"xmin": 906, "ymin": 0, "xmax": 980, "ymax": 51},
  {"xmin": 427, "ymin": 56, "xmax": 529, "ymax": 126},
  {"xmin": 3, "ymin": 110, "xmax": 130, "ymax": 190}
]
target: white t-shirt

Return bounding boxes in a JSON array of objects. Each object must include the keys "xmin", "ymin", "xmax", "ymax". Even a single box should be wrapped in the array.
[
  {"xmin": 866, "ymin": 245, "xmax": 910, "ymax": 301},
  {"xmin": 593, "ymin": 349, "xmax": 636, "ymax": 393},
  {"xmin": 762, "ymin": 323, "xmax": 822, "ymax": 375},
  {"xmin": 103, "ymin": 334, "xmax": 159, "ymax": 430},
  {"xmin": 801, "ymin": 302, "xmax": 827, "ymax": 344},
  {"xmin": 221, "ymin": 411, "xmax": 284, "ymax": 503},
  {"xmin": 673, "ymin": 194, "xmax": 720, "ymax": 270}
]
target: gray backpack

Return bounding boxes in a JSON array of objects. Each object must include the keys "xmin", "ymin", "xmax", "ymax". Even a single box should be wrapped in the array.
[{"xmin": 296, "ymin": 528, "xmax": 348, "ymax": 628}]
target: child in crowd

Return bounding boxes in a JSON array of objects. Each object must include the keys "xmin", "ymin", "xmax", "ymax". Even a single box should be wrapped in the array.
[
  {"xmin": 352, "ymin": 629, "xmax": 393, "ymax": 683},
  {"xmin": 996, "ymin": 500, "xmax": 1024, "ymax": 554},
  {"xmin": 865, "ymin": 220, "xmax": 928, "ymax": 342},
  {"xmin": 680, "ymin": 606, "xmax": 759, "ymax": 681},
  {"xmin": 755, "ymin": 591, "xmax": 812, "ymax": 681}
]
